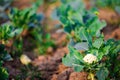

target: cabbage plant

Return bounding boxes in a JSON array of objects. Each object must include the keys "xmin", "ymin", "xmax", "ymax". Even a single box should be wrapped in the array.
[{"xmin": 56, "ymin": 0, "xmax": 120, "ymax": 80}]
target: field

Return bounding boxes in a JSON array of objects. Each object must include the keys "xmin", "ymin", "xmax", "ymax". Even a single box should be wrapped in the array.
[{"xmin": 0, "ymin": 0, "xmax": 120, "ymax": 80}]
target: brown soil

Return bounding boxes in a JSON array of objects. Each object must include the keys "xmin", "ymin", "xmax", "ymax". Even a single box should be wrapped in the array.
[
  {"xmin": 12, "ymin": 0, "xmax": 31, "ymax": 9},
  {"xmin": 104, "ymin": 27, "xmax": 120, "ymax": 40},
  {"xmin": 69, "ymin": 72, "xmax": 88, "ymax": 80},
  {"xmin": 3, "ymin": 58, "xmax": 22, "ymax": 79},
  {"xmin": 33, "ymin": 32, "xmax": 69, "ymax": 80},
  {"xmin": 99, "ymin": 8, "xmax": 120, "ymax": 24}
]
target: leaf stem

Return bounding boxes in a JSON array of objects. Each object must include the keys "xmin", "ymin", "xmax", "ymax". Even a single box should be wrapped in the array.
[{"xmin": 89, "ymin": 72, "xmax": 95, "ymax": 80}]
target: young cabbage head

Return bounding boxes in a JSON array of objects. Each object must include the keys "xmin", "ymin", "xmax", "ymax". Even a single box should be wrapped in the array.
[
  {"xmin": 20, "ymin": 54, "xmax": 31, "ymax": 65},
  {"xmin": 83, "ymin": 54, "xmax": 97, "ymax": 64}
]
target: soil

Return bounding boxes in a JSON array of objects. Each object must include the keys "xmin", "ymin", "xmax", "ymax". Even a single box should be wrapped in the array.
[
  {"xmin": 104, "ymin": 27, "xmax": 120, "ymax": 40},
  {"xmin": 2, "ymin": 0, "xmax": 120, "ymax": 80},
  {"xmin": 98, "ymin": 8, "xmax": 120, "ymax": 24}
]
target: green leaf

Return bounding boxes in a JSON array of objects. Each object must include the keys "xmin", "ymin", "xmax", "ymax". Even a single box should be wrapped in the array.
[
  {"xmin": 73, "ymin": 64, "xmax": 84, "ymax": 72},
  {"xmin": 62, "ymin": 53, "xmax": 75, "ymax": 67},
  {"xmin": 62, "ymin": 46, "xmax": 84, "ymax": 67},
  {"xmin": 75, "ymin": 27, "xmax": 87, "ymax": 41},
  {"xmin": 45, "ymin": 34, "xmax": 51, "ymax": 39},
  {"xmin": 96, "ymin": 67, "xmax": 109, "ymax": 80},
  {"xmin": 0, "ymin": 25, "xmax": 13, "ymax": 40},
  {"xmin": 102, "ymin": 45, "xmax": 110, "ymax": 55},
  {"xmin": 88, "ymin": 17, "xmax": 106, "ymax": 37},
  {"xmin": 89, "ymin": 48, "xmax": 99, "ymax": 57},
  {"xmin": 69, "ymin": 46, "xmax": 83, "ymax": 61},
  {"xmin": 9, "ymin": 28, "xmax": 23, "ymax": 37},
  {"xmin": 0, "ymin": 67, "xmax": 9, "ymax": 80},
  {"xmin": 93, "ymin": 38, "xmax": 103, "ymax": 49},
  {"xmin": 115, "ymin": 6, "xmax": 120, "ymax": 14},
  {"xmin": 74, "ymin": 27, "xmax": 92, "ymax": 47},
  {"xmin": 74, "ymin": 42, "xmax": 89, "ymax": 50},
  {"xmin": 4, "ymin": 53, "xmax": 13, "ymax": 61},
  {"xmin": 32, "ymin": 0, "xmax": 43, "ymax": 9},
  {"xmin": 0, "ymin": 44, "xmax": 5, "ymax": 52}
]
